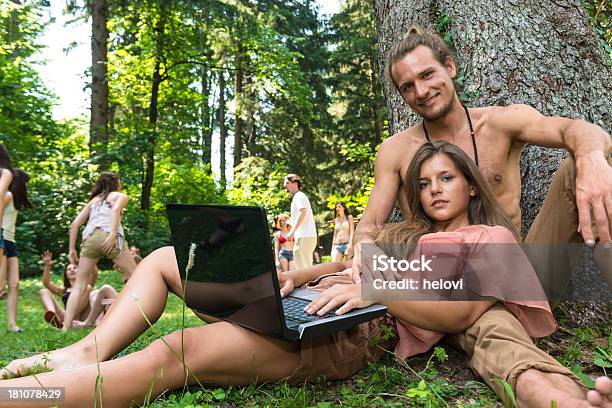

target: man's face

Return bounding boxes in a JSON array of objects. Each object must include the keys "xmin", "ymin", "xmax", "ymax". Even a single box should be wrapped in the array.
[
  {"xmin": 284, "ymin": 179, "xmax": 297, "ymax": 194},
  {"xmin": 391, "ymin": 45, "xmax": 457, "ymax": 121}
]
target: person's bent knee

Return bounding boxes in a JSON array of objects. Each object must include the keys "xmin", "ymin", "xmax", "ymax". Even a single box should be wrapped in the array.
[{"xmin": 145, "ymin": 332, "xmax": 188, "ymax": 370}]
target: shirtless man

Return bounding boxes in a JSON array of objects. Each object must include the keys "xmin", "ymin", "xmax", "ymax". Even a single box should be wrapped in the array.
[{"xmin": 352, "ymin": 27, "xmax": 612, "ymax": 408}]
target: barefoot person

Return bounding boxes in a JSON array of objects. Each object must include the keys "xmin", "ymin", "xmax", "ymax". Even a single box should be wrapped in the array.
[
  {"xmin": 0, "ymin": 169, "xmax": 33, "ymax": 332},
  {"xmin": 1, "ymin": 142, "xmax": 609, "ymax": 407},
  {"xmin": 39, "ymin": 251, "xmax": 113, "ymax": 328},
  {"xmin": 351, "ymin": 27, "xmax": 612, "ymax": 299},
  {"xmin": 63, "ymin": 172, "xmax": 137, "ymax": 331},
  {"xmin": 0, "ymin": 144, "xmax": 14, "ymax": 281}
]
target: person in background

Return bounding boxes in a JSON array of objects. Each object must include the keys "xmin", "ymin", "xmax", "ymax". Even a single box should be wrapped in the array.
[
  {"xmin": 330, "ymin": 201, "xmax": 354, "ymax": 262},
  {"xmin": 274, "ymin": 213, "xmax": 295, "ymax": 272},
  {"xmin": 0, "ymin": 169, "xmax": 33, "ymax": 332},
  {"xmin": 39, "ymin": 251, "xmax": 115, "ymax": 328},
  {"xmin": 283, "ymin": 174, "xmax": 317, "ymax": 269},
  {"xmin": 0, "ymin": 144, "xmax": 14, "ymax": 284},
  {"xmin": 63, "ymin": 172, "xmax": 137, "ymax": 331},
  {"xmin": 129, "ymin": 246, "xmax": 143, "ymax": 265}
]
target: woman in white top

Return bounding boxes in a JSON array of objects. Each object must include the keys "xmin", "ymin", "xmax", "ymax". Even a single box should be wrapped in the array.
[
  {"xmin": 62, "ymin": 172, "xmax": 137, "ymax": 331},
  {"xmin": 0, "ymin": 144, "xmax": 14, "ymax": 282},
  {"xmin": 0, "ymin": 169, "xmax": 32, "ymax": 332},
  {"xmin": 330, "ymin": 201, "xmax": 354, "ymax": 262}
]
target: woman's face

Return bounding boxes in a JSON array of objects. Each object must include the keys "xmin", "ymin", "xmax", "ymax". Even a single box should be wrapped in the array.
[
  {"xmin": 65, "ymin": 264, "xmax": 78, "ymax": 281},
  {"xmin": 418, "ymin": 153, "xmax": 474, "ymax": 230},
  {"xmin": 335, "ymin": 204, "xmax": 344, "ymax": 216}
]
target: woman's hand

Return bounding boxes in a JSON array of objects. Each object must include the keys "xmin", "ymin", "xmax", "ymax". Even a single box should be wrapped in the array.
[
  {"xmin": 100, "ymin": 234, "xmax": 118, "ymax": 255},
  {"xmin": 305, "ymin": 283, "xmax": 374, "ymax": 316},
  {"xmin": 277, "ymin": 272, "xmax": 295, "ymax": 298},
  {"xmin": 41, "ymin": 251, "xmax": 54, "ymax": 266},
  {"xmin": 69, "ymin": 249, "xmax": 79, "ymax": 265}
]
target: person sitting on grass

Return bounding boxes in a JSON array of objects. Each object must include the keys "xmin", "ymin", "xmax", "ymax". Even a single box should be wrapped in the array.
[
  {"xmin": 0, "ymin": 142, "xmax": 610, "ymax": 408},
  {"xmin": 39, "ymin": 251, "xmax": 116, "ymax": 329}
]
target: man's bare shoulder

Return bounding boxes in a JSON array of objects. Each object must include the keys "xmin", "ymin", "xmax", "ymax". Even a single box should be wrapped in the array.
[
  {"xmin": 478, "ymin": 104, "xmax": 540, "ymax": 126},
  {"xmin": 379, "ymin": 125, "xmax": 422, "ymax": 155}
]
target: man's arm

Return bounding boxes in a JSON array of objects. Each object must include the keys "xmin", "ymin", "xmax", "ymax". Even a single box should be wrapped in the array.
[
  {"xmin": 352, "ymin": 139, "xmax": 404, "ymax": 282},
  {"xmin": 491, "ymin": 104, "xmax": 612, "ymax": 243},
  {"xmin": 287, "ymin": 208, "xmax": 307, "ymax": 238}
]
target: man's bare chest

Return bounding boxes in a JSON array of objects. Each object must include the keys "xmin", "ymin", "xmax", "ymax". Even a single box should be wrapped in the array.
[{"xmin": 398, "ymin": 138, "xmax": 514, "ymax": 188}]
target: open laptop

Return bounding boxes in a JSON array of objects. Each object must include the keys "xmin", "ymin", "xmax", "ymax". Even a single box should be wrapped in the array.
[{"xmin": 166, "ymin": 203, "xmax": 387, "ymax": 341}]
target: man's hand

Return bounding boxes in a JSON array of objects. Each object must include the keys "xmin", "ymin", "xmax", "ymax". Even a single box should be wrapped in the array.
[
  {"xmin": 575, "ymin": 151, "xmax": 612, "ymax": 244},
  {"xmin": 305, "ymin": 283, "xmax": 373, "ymax": 316},
  {"xmin": 278, "ymin": 272, "xmax": 295, "ymax": 298}
]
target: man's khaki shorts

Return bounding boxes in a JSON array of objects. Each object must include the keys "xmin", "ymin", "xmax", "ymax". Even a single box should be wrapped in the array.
[{"xmin": 80, "ymin": 229, "xmax": 128, "ymax": 260}]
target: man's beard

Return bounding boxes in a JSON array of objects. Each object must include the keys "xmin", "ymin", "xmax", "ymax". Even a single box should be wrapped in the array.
[{"xmin": 420, "ymin": 95, "xmax": 455, "ymax": 122}]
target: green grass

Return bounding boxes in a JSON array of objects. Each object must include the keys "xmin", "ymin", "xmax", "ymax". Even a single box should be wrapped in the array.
[{"xmin": 0, "ymin": 271, "xmax": 608, "ymax": 407}]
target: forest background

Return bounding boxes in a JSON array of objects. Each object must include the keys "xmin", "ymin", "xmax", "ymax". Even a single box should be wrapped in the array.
[{"xmin": 0, "ymin": 0, "xmax": 610, "ymax": 276}]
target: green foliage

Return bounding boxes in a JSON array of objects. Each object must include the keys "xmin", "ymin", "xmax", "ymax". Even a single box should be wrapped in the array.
[
  {"xmin": 582, "ymin": 0, "xmax": 611, "ymax": 60},
  {"xmin": 227, "ymin": 156, "xmax": 290, "ymax": 218},
  {"xmin": 435, "ymin": 11, "xmax": 453, "ymax": 45},
  {"xmin": 593, "ymin": 332, "xmax": 612, "ymax": 370}
]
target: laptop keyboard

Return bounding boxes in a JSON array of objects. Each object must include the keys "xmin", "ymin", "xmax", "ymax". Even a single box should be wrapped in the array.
[{"xmin": 282, "ymin": 297, "xmax": 337, "ymax": 324}]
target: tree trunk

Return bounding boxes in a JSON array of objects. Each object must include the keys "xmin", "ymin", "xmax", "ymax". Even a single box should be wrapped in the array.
[
  {"xmin": 200, "ymin": 64, "xmax": 212, "ymax": 166},
  {"xmin": 234, "ymin": 41, "xmax": 245, "ymax": 167},
  {"xmin": 89, "ymin": 0, "xmax": 109, "ymax": 167},
  {"xmin": 369, "ymin": 53, "xmax": 383, "ymax": 143},
  {"xmin": 244, "ymin": 61, "xmax": 257, "ymax": 156},
  {"xmin": 373, "ymin": 0, "xmax": 611, "ymax": 234},
  {"xmin": 140, "ymin": 14, "xmax": 165, "ymax": 211},
  {"xmin": 218, "ymin": 71, "xmax": 227, "ymax": 188}
]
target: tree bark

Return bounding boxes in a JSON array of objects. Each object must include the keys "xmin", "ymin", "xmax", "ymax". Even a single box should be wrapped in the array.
[
  {"xmin": 218, "ymin": 71, "xmax": 227, "ymax": 188},
  {"xmin": 89, "ymin": 0, "xmax": 109, "ymax": 167},
  {"xmin": 200, "ymin": 64, "xmax": 213, "ymax": 166},
  {"xmin": 140, "ymin": 15, "xmax": 165, "ymax": 211},
  {"xmin": 234, "ymin": 41, "xmax": 245, "ymax": 167},
  {"xmin": 373, "ymin": 0, "xmax": 611, "ymax": 234}
]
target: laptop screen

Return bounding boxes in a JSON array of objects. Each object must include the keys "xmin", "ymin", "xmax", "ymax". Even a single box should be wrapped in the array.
[{"xmin": 166, "ymin": 204, "xmax": 284, "ymax": 337}]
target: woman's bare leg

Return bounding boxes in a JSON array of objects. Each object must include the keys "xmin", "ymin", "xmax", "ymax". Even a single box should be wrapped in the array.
[
  {"xmin": 6, "ymin": 257, "xmax": 20, "ymax": 331},
  {"xmin": 62, "ymin": 256, "xmax": 99, "ymax": 331},
  {"xmin": 280, "ymin": 257, "xmax": 289, "ymax": 272},
  {"xmin": 0, "ymin": 321, "xmax": 300, "ymax": 408},
  {"xmin": 38, "ymin": 288, "xmax": 65, "ymax": 321},
  {"xmin": 113, "ymin": 250, "xmax": 137, "ymax": 281},
  {"xmin": 78, "ymin": 285, "xmax": 117, "ymax": 327},
  {"xmin": 0, "ymin": 247, "xmax": 183, "ymax": 378},
  {"xmin": 0, "ymin": 255, "xmax": 6, "ymax": 297}
]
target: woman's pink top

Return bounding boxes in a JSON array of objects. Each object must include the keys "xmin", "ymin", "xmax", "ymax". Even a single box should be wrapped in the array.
[{"xmin": 391, "ymin": 224, "xmax": 556, "ymax": 360}]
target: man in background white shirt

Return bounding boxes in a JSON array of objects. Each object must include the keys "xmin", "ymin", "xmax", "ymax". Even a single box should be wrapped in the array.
[{"xmin": 283, "ymin": 174, "xmax": 317, "ymax": 269}]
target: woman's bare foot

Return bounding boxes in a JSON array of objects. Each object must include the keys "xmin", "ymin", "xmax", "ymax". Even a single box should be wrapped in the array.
[
  {"xmin": 587, "ymin": 377, "xmax": 612, "ymax": 407},
  {"xmin": 71, "ymin": 320, "xmax": 92, "ymax": 328},
  {"xmin": 0, "ymin": 340, "xmax": 99, "ymax": 379}
]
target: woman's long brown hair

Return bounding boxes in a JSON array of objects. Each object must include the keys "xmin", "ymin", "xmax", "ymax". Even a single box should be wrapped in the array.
[
  {"xmin": 89, "ymin": 172, "xmax": 121, "ymax": 201},
  {"xmin": 375, "ymin": 141, "xmax": 517, "ymax": 259}
]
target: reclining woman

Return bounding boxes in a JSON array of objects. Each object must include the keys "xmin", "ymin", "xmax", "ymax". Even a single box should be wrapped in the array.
[{"xmin": 1, "ymin": 142, "xmax": 610, "ymax": 408}]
